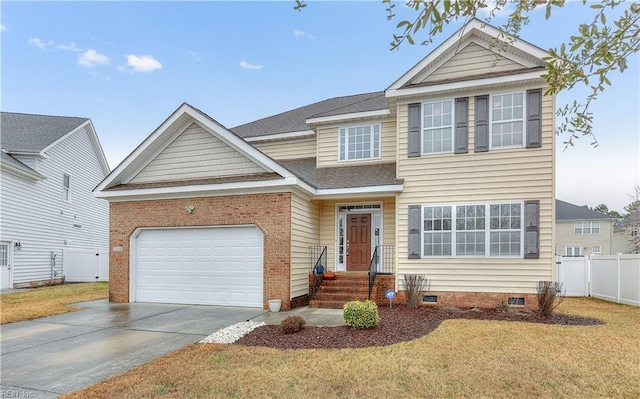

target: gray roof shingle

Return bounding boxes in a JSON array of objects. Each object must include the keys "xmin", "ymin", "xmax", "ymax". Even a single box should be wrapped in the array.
[
  {"xmin": 556, "ymin": 199, "xmax": 614, "ymax": 221},
  {"xmin": 230, "ymin": 91, "xmax": 386, "ymax": 138},
  {"xmin": 1, "ymin": 112, "xmax": 88, "ymax": 153},
  {"xmin": 277, "ymin": 158, "xmax": 402, "ymax": 190},
  {"xmin": 614, "ymin": 210, "xmax": 640, "ymax": 232}
]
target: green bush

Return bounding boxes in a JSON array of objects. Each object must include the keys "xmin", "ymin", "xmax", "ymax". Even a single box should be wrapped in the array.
[
  {"xmin": 280, "ymin": 315, "xmax": 306, "ymax": 334},
  {"xmin": 343, "ymin": 300, "xmax": 380, "ymax": 329}
]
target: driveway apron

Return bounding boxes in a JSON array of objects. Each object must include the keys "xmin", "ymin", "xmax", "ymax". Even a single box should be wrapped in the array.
[{"xmin": 0, "ymin": 299, "xmax": 265, "ymax": 398}]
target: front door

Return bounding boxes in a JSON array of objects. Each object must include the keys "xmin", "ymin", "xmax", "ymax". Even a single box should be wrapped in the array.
[
  {"xmin": 0, "ymin": 242, "xmax": 11, "ymax": 289},
  {"xmin": 347, "ymin": 214, "xmax": 371, "ymax": 271}
]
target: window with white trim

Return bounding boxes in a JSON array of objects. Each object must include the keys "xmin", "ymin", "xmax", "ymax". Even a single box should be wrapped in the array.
[
  {"xmin": 491, "ymin": 92, "xmax": 524, "ymax": 148},
  {"xmin": 422, "ymin": 100, "xmax": 453, "ymax": 154},
  {"xmin": 592, "ymin": 245, "xmax": 601, "ymax": 254},
  {"xmin": 339, "ymin": 124, "xmax": 380, "ymax": 161},
  {"xmin": 574, "ymin": 221, "xmax": 600, "ymax": 234},
  {"xmin": 422, "ymin": 202, "xmax": 523, "ymax": 258},
  {"xmin": 565, "ymin": 246, "xmax": 582, "ymax": 257},
  {"xmin": 631, "ymin": 225, "xmax": 638, "ymax": 237},
  {"xmin": 63, "ymin": 174, "xmax": 71, "ymax": 202}
]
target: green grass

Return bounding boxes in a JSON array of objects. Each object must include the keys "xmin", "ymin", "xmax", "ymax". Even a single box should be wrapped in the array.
[
  {"xmin": 63, "ymin": 298, "xmax": 640, "ymax": 399},
  {"xmin": 1, "ymin": 282, "xmax": 109, "ymax": 324}
]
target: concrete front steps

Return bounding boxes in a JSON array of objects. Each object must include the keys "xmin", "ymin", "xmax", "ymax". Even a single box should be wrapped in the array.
[{"xmin": 310, "ymin": 272, "xmax": 394, "ymax": 309}]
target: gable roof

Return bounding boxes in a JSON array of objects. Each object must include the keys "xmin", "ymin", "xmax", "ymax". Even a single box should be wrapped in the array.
[
  {"xmin": 556, "ymin": 199, "xmax": 614, "ymax": 221},
  {"xmin": 230, "ymin": 91, "xmax": 387, "ymax": 139},
  {"xmin": 614, "ymin": 210, "xmax": 640, "ymax": 232},
  {"xmin": 1, "ymin": 112, "xmax": 89, "ymax": 153},
  {"xmin": 0, "ymin": 151, "xmax": 46, "ymax": 180}
]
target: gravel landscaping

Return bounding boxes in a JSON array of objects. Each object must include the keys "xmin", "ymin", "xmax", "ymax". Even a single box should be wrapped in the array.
[
  {"xmin": 235, "ymin": 305, "xmax": 602, "ymax": 350},
  {"xmin": 200, "ymin": 321, "xmax": 266, "ymax": 344}
]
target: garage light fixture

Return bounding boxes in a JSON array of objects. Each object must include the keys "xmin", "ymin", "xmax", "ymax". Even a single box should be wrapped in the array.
[{"xmin": 185, "ymin": 205, "xmax": 195, "ymax": 214}]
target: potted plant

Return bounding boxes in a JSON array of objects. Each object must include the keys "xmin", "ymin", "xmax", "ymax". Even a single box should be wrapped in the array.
[{"xmin": 323, "ymin": 270, "xmax": 336, "ymax": 280}]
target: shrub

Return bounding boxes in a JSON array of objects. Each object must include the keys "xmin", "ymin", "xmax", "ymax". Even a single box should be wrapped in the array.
[
  {"xmin": 537, "ymin": 281, "xmax": 565, "ymax": 316},
  {"xmin": 343, "ymin": 300, "xmax": 380, "ymax": 329},
  {"xmin": 280, "ymin": 315, "xmax": 306, "ymax": 334},
  {"xmin": 403, "ymin": 273, "xmax": 428, "ymax": 309}
]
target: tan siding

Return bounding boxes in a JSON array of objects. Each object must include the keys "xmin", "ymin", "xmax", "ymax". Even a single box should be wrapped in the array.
[
  {"xmin": 253, "ymin": 137, "xmax": 316, "ymax": 160},
  {"xmin": 318, "ymin": 197, "xmax": 396, "ymax": 270},
  {"xmin": 396, "ymin": 92, "xmax": 555, "ymax": 294},
  {"xmin": 317, "ymin": 120, "xmax": 396, "ymax": 168},
  {"xmin": 132, "ymin": 123, "xmax": 266, "ymax": 183},
  {"xmin": 290, "ymin": 193, "xmax": 320, "ymax": 298},
  {"xmin": 556, "ymin": 220, "xmax": 614, "ymax": 255},
  {"xmin": 422, "ymin": 42, "xmax": 522, "ymax": 84}
]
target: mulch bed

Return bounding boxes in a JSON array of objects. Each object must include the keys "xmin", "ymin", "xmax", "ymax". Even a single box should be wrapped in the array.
[{"xmin": 235, "ymin": 305, "xmax": 602, "ymax": 350}]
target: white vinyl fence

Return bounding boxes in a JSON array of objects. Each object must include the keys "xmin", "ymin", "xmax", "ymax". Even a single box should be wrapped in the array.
[
  {"xmin": 556, "ymin": 254, "xmax": 640, "ymax": 306},
  {"xmin": 63, "ymin": 249, "xmax": 109, "ymax": 282}
]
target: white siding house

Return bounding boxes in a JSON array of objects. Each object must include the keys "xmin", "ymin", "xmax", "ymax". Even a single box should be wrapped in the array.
[{"xmin": 0, "ymin": 112, "xmax": 110, "ymax": 288}]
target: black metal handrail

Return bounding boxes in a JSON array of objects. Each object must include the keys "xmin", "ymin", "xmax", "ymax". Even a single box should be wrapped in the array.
[
  {"xmin": 368, "ymin": 246, "xmax": 379, "ymax": 300},
  {"xmin": 309, "ymin": 245, "xmax": 327, "ymax": 298}
]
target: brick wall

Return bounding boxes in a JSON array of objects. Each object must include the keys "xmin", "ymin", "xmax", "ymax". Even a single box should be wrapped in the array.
[{"xmin": 109, "ymin": 192, "xmax": 292, "ymax": 309}]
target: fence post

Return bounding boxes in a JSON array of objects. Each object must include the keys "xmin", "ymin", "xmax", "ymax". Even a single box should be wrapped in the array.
[
  {"xmin": 586, "ymin": 255, "xmax": 591, "ymax": 297},
  {"xmin": 617, "ymin": 253, "xmax": 622, "ymax": 304}
]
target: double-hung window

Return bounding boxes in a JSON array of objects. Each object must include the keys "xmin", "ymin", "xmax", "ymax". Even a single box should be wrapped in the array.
[
  {"xmin": 422, "ymin": 202, "xmax": 523, "ymax": 257},
  {"xmin": 574, "ymin": 221, "xmax": 600, "ymax": 234},
  {"xmin": 339, "ymin": 124, "xmax": 380, "ymax": 161},
  {"xmin": 422, "ymin": 100, "xmax": 453, "ymax": 154},
  {"xmin": 491, "ymin": 92, "xmax": 524, "ymax": 148},
  {"xmin": 62, "ymin": 174, "xmax": 71, "ymax": 202}
]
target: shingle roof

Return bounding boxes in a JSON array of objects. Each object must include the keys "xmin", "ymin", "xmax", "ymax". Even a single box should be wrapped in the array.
[
  {"xmin": 277, "ymin": 158, "xmax": 402, "ymax": 190},
  {"xmin": 614, "ymin": 210, "xmax": 640, "ymax": 232},
  {"xmin": 0, "ymin": 151, "xmax": 45, "ymax": 179},
  {"xmin": 556, "ymin": 199, "xmax": 614, "ymax": 221},
  {"xmin": 1, "ymin": 112, "xmax": 88, "ymax": 153},
  {"xmin": 230, "ymin": 91, "xmax": 387, "ymax": 138}
]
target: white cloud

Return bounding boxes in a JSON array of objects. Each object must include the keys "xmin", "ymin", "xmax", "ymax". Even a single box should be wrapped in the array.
[
  {"xmin": 78, "ymin": 49, "xmax": 110, "ymax": 67},
  {"xmin": 58, "ymin": 42, "xmax": 82, "ymax": 52},
  {"xmin": 28, "ymin": 37, "xmax": 54, "ymax": 50},
  {"xmin": 125, "ymin": 54, "xmax": 162, "ymax": 73},
  {"xmin": 186, "ymin": 50, "xmax": 201, "ymax": 61},
  {"xmin": 1, "ymin": 24, "xmax": 6, "ymax": 32},
  {"xmin": 293, "ymin": 29, "xmax": 314, "ymax": 39},
  {"xmin": 239, "ymin": 60, "xmax": 263, "ymax": 70}
]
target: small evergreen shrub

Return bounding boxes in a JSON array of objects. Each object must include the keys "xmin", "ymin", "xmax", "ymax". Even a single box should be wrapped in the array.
[
  {"xmin": 343, "ymin": 300, "xmax": 380, "ymax": 329},
  {"xmin": 279, "ymin": 315, "xmax": 306, "ymax": 334}
]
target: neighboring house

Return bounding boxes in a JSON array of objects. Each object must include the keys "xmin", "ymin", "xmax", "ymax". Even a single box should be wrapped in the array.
[
  {"xmin": 613, "ymin": 211, "xmax": 640, "ymax": 254},
  {"xmin": 95, "ymin": 19, "xmax": 555, "ymax": 310},
  {"xmin": 555, "ymin": 199, "xmax": 616, "ymax": 256},
  {"xmin": 0, "ymin": 112, "xmax": 110, "ymax": 288}
]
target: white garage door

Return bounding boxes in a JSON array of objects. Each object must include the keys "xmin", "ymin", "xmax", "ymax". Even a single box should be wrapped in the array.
[{"xmin": 134, "ymin": 226, "xmax": 263, "ymax": 307}]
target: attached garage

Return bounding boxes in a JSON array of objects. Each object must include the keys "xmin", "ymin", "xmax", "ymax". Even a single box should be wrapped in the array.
[{"xmin": 132, "ymin": 226, "xmax": 263, "ymax": 307}]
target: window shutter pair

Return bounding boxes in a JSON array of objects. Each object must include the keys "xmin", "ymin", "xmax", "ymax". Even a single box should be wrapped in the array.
[
  {"xmin": 406, "ymin": 201, "xmax": 541, "ymax": 259},
  {"xmin": 474, "ymin": 89, "xmax": 543, "ymax": 152},
  {"xmin": 407, "ymin": 98, "xmax": 469, "ymax": 156}
]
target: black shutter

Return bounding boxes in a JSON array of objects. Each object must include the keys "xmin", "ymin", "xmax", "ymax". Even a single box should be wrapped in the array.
[
  {"xmin": 475, "ymin": 95, "xmax": 489, "ymax": 152},
  {"xmin": 408, "ymin": 103, "xmax": 421, "ymax": 158},
  {"xmin": 408, "ymin": 205, "xmax": 421, "ymax": 259},
  {"xmin": 524, "ymin": 200, "xmax": 540, "ymax": 259},
  {"xmin": 526, "ymin": 89, "xmax": 542, "ymax": 148},
  {"xmin": 454, "ymin": 97, "xmax": 469, "ymax": 154}
]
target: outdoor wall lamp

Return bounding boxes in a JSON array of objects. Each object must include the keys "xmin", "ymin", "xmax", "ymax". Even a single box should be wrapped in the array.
[
  {"xmin": 14, "ymin": 241, "xmax": 22, "ymax": 250},
  {"xmin": 185, "ymin": 205, "xmax": 195, "ymax": 214}
]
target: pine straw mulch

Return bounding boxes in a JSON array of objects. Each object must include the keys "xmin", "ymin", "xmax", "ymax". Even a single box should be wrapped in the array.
[{"xmin": 235, "ymin": 305, "xmax": 602, "ymax": 350}]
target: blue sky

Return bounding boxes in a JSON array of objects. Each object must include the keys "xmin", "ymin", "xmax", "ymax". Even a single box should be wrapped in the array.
[{"xmin": 2, "ymin": 1, "xmax": 638, "ymax": 211}]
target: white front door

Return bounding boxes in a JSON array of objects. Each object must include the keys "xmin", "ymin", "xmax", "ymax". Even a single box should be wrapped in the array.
[{"xmin": 0, "ymin": 242, "xmax": 12, "ymax": 289}]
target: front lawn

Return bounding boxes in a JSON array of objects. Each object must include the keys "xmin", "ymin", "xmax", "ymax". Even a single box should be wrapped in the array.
[
  {"xmin": 0, "ymin": 282, "xmax": 109, "ymax": 324},
  {"xmin": 63, "ymin": 298, "xmax": 640, "ymax": 398}
]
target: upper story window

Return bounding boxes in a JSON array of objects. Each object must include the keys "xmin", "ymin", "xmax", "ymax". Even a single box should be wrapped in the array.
[
  {"xmin": 422, "ymin": 202, "xmax": 522, "ymax": 258},
  {"xmin": 631, "ymin": 225, "xmax": 638, "ymax": 237},
  {"xmin": 339, "ymin": 124, "xmax": 380, "ymax": 161},
  {"xmin": 574, "ymin": 221, "xmax": 600, "ymax": 234},
  {"xmin": 491, "ymin": 92, "xmax": 524, "ymax": 149},
  {"xmin": 62, "ymin": 174, "xmax": 71, "ymax": 202},
  {"xmin": 422, "ymin": 100, "xmax": 453, "ymax": 154}
]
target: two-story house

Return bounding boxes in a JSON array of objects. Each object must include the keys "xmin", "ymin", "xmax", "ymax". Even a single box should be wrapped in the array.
[
  {"xmin": 95, "ymin": 19, "xmax": 554, "ymax": 310},
  {"xmin": 1, "ymin": 112, "xmax": 110, "ymax": 288},
  {"xmin": 613, "ymin": 210, "xmax": 640, "ymax": 254},
  {"xmin": 555, "ymin": 199, "xmax": 616, "ymax": 256}
]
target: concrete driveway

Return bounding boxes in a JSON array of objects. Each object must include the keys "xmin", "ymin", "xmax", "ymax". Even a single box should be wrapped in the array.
[{"xmin": 0, "ymin": 299, "xmax": 266, "ymax": 398}]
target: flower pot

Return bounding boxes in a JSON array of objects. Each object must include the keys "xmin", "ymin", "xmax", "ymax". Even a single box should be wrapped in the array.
[{"xmin": 268, "ymin": 299, "xmax": 282, "ymax": 312}]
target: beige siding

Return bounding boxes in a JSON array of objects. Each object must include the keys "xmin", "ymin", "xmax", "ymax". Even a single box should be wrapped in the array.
[
  {"xmin": 290, "ymin": 193, "xmax": 320, "ymax": 298},
  {"xmin": 556, "ymin": 220, "xmax": 614, "ymax": 255},
  {"xmin": 422, "ymin": 42, "xmax": 523, "ymax": 84},
  {"xmin": 131, "ymin": 123, "xmax": 266, "ymax": 183},
  {"xmin": 317, "ymin": 120, "xmax": 396, "ymax": 168},
  {"xmin": 253, "ymin": 137, "xmax": 316, "ymax": 160},
  {"xmin": 396, "ymin": 91, "xmax": 555, "ymax": 294},
  {"xmin": 318, "ymin": 197, "xmax": 396, "ymax": 270}
]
